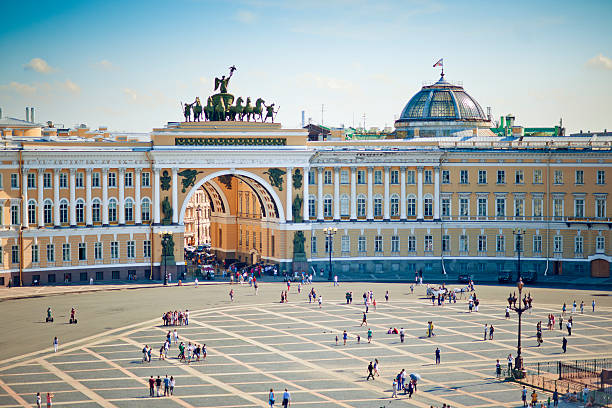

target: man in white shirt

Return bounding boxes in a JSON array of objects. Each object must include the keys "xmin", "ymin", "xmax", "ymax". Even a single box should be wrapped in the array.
[{"xmin": 282, "ymin": 388, "xmax": 291, "ymax": 407}]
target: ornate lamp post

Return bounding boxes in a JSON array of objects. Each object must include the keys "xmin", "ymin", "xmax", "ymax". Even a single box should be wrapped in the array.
[
  {"xmin": 323, "ymin": 227, "xmax": 337, "ymax": 281},
  {"xmin": 159, "ymin": 230, "xmax": 173, "ymax": 286},
  {"xmin": 513, "ymin": 228, "xmax": 524, "ymax": 283},
  {"xmin": 511, "ymin": 279, "xmax": 528, "ymax": 377}
]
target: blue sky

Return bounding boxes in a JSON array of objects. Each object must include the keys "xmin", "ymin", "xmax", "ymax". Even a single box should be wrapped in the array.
[{"xmin": 0, "ymin": 0, "xmax": 611, "ymax": 133}]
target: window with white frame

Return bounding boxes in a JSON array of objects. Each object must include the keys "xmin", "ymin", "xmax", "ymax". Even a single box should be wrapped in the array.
[
  {"xmin": 478, "ymin": 170, "xmax": 487, "ymax": 184},
  {"xmin": 374, "ymin": 195, "xmax": 383, "ymax": 217},
  {"xmin": 424, "ymin": 235, "xmax": 433, "ymax": 252},
  {"xmin": 141, "ymin": 198, "xmax": 151, "ymax": 222},
  {"xmin": 374, "ymin": 235, "xmax": 383, "ymax": 252},
  {"xmin": 308, "ymin": 169, "xmax": 316, "ymax": 185},
  {"xmin": 497, "ymin": 170, "xmax": 505, "ymax": 184},
  {"xmin": 442, "ymin": 235, "xmax": 450, "ymax": 252},
  {"xmin": 43, "ymin": 173, "xmax": 52, "ymax": 188},
  {"xmin": 424, "ymin": 196, "xmax": 433, "ymax": 217},
  {"xmin": 11, "ymin": 173, "xmax": 18, "ymax": 189},
  {"xmin": 478, "ymin": 197, "xmax": 488, "ymax": 217},
  {"xmin": 94, "ymin": 242, "xmax": 103, "ymax": 260},
  {"xmin": 596, "ymin": 197, "xmax": 606, "ymax": 219},
  {"xmin": 92, "ymin": 172, "xmax": 100, "ymax": 188},
  {"xmin": 533, "ymin": 198, "xmax": 543, "ymax": 219},
  {"xmin": 533, "ymin": 169, "xmax": 542, "ymax": 184},
  {"xmin": 144, "ymin": 240, "xmax": 151, "ymax": 258},
  {"xmin": 407, "ymin": 195, "xmax": 416, "ymax": 216},
  {"xmin": 424, "ymin": 170, "xmax": 432, "ymax": 184},
  {"xmin": 391, "ymin": 236, "xmax": 400, "ymax": 253},
  {"xmin": 127, "ymin": 241, "xmax": 135, "ymax": 258},
  {"xmin": 78, "ymin": 242, "xmax": 86, "ymax": 261},
  {"xmin": 597, "ymin": 170, "xmax": 605, "ymax": 185},
  {"xmin": 340, "ymin": 170, "xmax": 349, "ymax": 184},
  {"xmin": 406, "ymin": 170, "xmax": 415, "ymax": 184},
  {"xmin": 59, "ymin": 173, "xmax": 68, "ymax": 188},
  {"xmin": 553, "ymin": 198, "xmax": 564, "ymax": 219},
  {"xmin": 514, "ymin": 234, "xmax": 523, "ymax": 253},
  {"xmin": 596, "ymin": 236, "xmax": 605, "ymax": 253},
  {"xmin": 47, "ymin": 244, "xmax": 55, "ymax": 262},
  {"xmin": 390, "ymin": 194, "xmax": 399, "ymax": 216},
  {"xmin": 459, "ymin": 235, "xmax": 469, "ymax": 252},
  {"xmin": 496, "ymin": 235, "xmax": 505, "ymax": 252},
  {"xmin": 76, "ymin": 172, "xmax": 84, "ymax": 188},
  {"xmin": 323, "ymin": 170, "xmax": 332, "ymax": 184},
  {"xmin": 574, "ymin": 170, "xmax": 584, "ymax": 185},
  {"xmin": 408, "ymin": 236, "xmax": 416, "ymax": 252},
  {"xmin": 357, "ymin": 170, "xmax": 366, "ymax": 184},
  {"xmin": 515, "ymin": 170, "xmax": 524, "ymax": 184},
  {"xmin": 341, "ymin": 235, "xmax": 350, "ymax": 252},
  {"xmin": 110, "ymin": 241, "xmax": 119, "ymax": 259},
  {"xmin": 358, "ymin": 236, "xmax": 366, "ymax": 252},
  {"xmin": 92, "ymin": 199, "xmax": 101, "ymax": 223},
  {"xmin": 553, "ymin": 235, "xmax": 563, "ymax": 253},
  {"xmin": 441, "ymin": 198, "xmax": 450, "ymax": 219},
  {"xmin": 311, "ymin": 236, "xmax": 317, "ymax": 253},
  {"xmin": 308, "ymin": 195, "xmax": 316, "ymax": 218},
  {"xmin": 125, "ymin": 172, "xmax": 133, "ymax": 188},
  {"xmin": 374, "ymin": 170, "xmax": 382, "ymax": 184},
  {"xmin": 27, "ymin": 173, "xmax": 36, "ymax": 189},
  {"xmin": 141, "ymin": 171, "xmax": 150, "ymax": 187},
  {"xmin": 460, "ymin": 170, "xmax": 469, "ymax": 184},
  {"xmin": 32, "ymin": 244, "xmax": 39, "ymax": 263},
  {"xmin": 11, "ymin": 203, "xmax": 19, "ymax": 225},
  {"xmin": 533, "ymin": 235, "xmax": 542, "ymax": 253},
  {"xmin": 495, "ymin": 197, "xmax": 506, "ymax": 217},
  {"xmin": 323, "ymin": 195, "xmax": 333, "ymax": 217},
  {"xmin": 574, "ymin": 198, "xmax": 585, "ymax": 218},
  {"xmin": 62, "ymin": 243, "xmax": 70, "ymax": 262},
  {"xmin": 76, "ymin": 200, "xmax": 85, "ymax": 223},
  {"xmin": 574, "ymin": 236, "xmax": 583, "ymax": 254},
  {"xmin": 28, "ymin": 200, "xmax": 36, "ymax": 224},
  {"xmin": 390, "ymin": 170, "xmax": 399, "ymax": 184},
  {"xmin": 59, "ymin": 200, "xmax": 68, "ymax": 224},
  {"xmin": 441, "ymin": 170, "xmax": 450, "ymax": 184},
  {"xmin": 11, "ymin": 245, "xmax": 18, "ymax": 264},
  {"xmin": 554, "ymin": 170, "xmax": 563, "ymax": 184},
  {"xmin": 108, "ymin": 199, "xmax": 118, "ymax": 222},
  {"xmin": 125, "ymin": 199, "xmax": 134, "ymax": 222},
  {"xmin": 478, "ymin": 235, "xmax": 487, "ymax": 252},
  {"xmin": 514, "ymin": 198, "xmax": 524, "ymax": 218},
  {"xmin": 459, "ymin": 197, "xmax": 469, "ymax": 218},
  {"xmin": 340, "ymin": 194, "xmax": 350, "ymax": 216},
  {"xmin": 108, "ymin": 172, "xmax": 117, "ymax": 187}
]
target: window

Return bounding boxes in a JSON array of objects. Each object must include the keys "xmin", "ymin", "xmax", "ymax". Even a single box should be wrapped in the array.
[
  {"xmin": 78, "ymin": 242, "xmax": 86, "ymax": 261},
  {"xmin": 323, "ymin": 170, "xmax": 332, "ymax": 185},
  {"xmin": 11, "ymin": 173, "xmax": 18, "ymax": 189},
  {"xmin": 390, "ymin": 170, "xmax": 399, "ymax": 184},
  {"xmin": 478, "ymin": 235, "xmax": 487, "ymax": 252},
  {"xmin": 596, "ymin": 198, "xmax": 606, "ymax": 219},
  {"xmin": 59, "ymin": 173, "xmax": 67, "ymax": 188},
  {"xmin": 59, "ymin": 200, "xmax": 68, "ymax": 224},
  {"xmin": 11, "ymin": 204, "xmax": 19, "ymax": 225},
  {"xmin": 108, "ymin": 199, "xmax": 117, "ymax": 222},
  {"xmin": 125, "ymin": 172, "xmax": 133, "ymax": 188},
  {"xmin": 554, "ymin": 170, "xmax": 563, "ymax": 184},
  {"xmin": 478, "ymin": 170, "xmax": 487, "ymax": 184},
  {"xmin": 459, "ymin": 197, "xmax": 469, "ymax": 218},
  {"xmin": 424, "ymin": 196, "xmax": 433, "ymax": 217},
  {"xmin": 553, "ymin": 198, "xmax": 564, "ymax": 219},
  {"xmin": 311, "ymin": 236, "xmax": 317, "ymax": 253},
  {"xmin": 533, "ymin": 198, "xmax": 543, "ymax": 220},
  {"xmin": 390, "ymin": 195, "xmax": 399, "ymax": 216},
  {"xmin": 515, "ymin": 170, "xmax": 524, "ymax": 184},
  {"xmin": 478, "ymin": 197, "xmax": 488, "ymax": 217},
  {"xmin": 341, "ymin": 235, "xmax": 350, "ymax": 252},
  {"xmin": 357, "ymin": 195, "xmax": 366, "ymax": 217},
  {"xmin": 514, "ymin": 198, "xmax": 524, "ymax": 219},
  {"xmin": 43, "ymin": 173, "xmax": 52, "ymax": 188},
  {"xmin": 308, "ymin": 196, "xmax": 316, "ymax": 218},
  {"xmin": 95, "ymin": 271, "xmax": 103, "ymax": 280},
  {"xmin": 373, "ymin": 196, "xmax": 383, "ymax": 217},
  {"xmin": 496, "ymin": 235, "xmax": 505, "ymax": 252},
  {"xmin": 108, "ymin": 172, "xmax": 117, "ymax": 187},
  {"xmin": 32, "ymin": 245, "xmax": 39, "ymax": 263},
  {"xmin": 47, "ymin": 273, "xmax": 56, "ymax": 283},
  {"xmin": 112, "ymin": 271, "xmax": 120, "ymax": 280},
  {"xmin": 323, "ymin": 195, "xmax": 332, "ymax": 217},
  {"xmin": 357, "ymin": 170, "xmax": 366, "ymax": 184},
  {"xmin": 575, "ymin": 170, "xmax": 584, "ymax": 185},
  {"xmin": 76, "ymin": 200, "xmax": 84, "ymax": 223},
  {"xmin": 142, "ymin": 172, "xmax": 150, "ymax": 187},
  {"xmin": 533, "ymin": 235, "xmax": 542, "ymax": 254},
  {"xmin": 497, "ymin": 170, "xmax": 505, "ymax": 184},
  {"xmin": 574, "ymin": 198, "xmax": 584, "ymax": 218},
  {"xmin": 110, "ymin": 241, "xmax": 119, "ymax": 259},
  {"xmin": 27, "ymin": 173, "xmax": 36, "ymax": 189},
  {"xmin": 125, "ymin": 199, "xmax": 134, "ymax": 222},
  {"xmin": 324, "ymin": 235, "xmax": 333, "ymax": 253},
  {"xmin": 554, "ymin": 235, "xmax": 563, "ymax": 253},
  {"xmin": 441, "ymin": 170, "xmax": 450, "ymax": 184},
  {"xmin": 144, "ymin": 240, "xmax": 151, "ymax": 258},
  {"xmin": 141, "ymin": 198, "xmax": 151, "ymax": 222},
  {"xmin": 46, "ymin": 244, "xmax": 55, "ymax": 262},
  {"xmin": 76, "ymin": 172, "xmax": 84, "ymax": 188},
  {"xmin": 11, "ymin": 245, "xmax": 18, "ymax": 264},
  {"xmin": 340, "ymin": 170, "xmax": 349, "ymax": 184},
  {"xmin": 407, "ymin": 195, "xmax": 416, "ymax": 216},
  {"xmin": 28, "ymin": 200, "xmax": 36, "ymax": 224},
  {"xmin": 92, "ymin": 172, "xmax": 100, "ymax": 188},
  {"xmin": 459, "ymin": 235, "xmax": 468, "ymax": 252},
  {"xmin": 358, "ymin": 236, "xmax": 366, "ymax": 252},
  {"xmin": 424, "ymin": 235, "xmax": 433, "ymax": 252},
  {"xmin": 408, "ymin": 236, "xmax": 416, "ymax": 252},
  {"xmin": 442, "ymin": 235, "xmax": 450, "ymax": 252},
  {"xmin": 62, "ymin": 244, "xmax": 70, "ymax": 262},
  {"xmin": 596, "ymin": 236, "xmax": 605, "ymax": 253},
  {"xmin": 406, "ymin": 170, "xmax": 416, "ymax": 184},
  {"xmin": 374, "ymin": 236, "xmax": 383, "ymax": 253},
  {"xmin": 308, "ymin": 169, "xmax": 316, "ymax": 185},
  {"xmin": 80, "ymin": 272, "xmax": 88, "ymax": 282},
  {"xmin": 374, "ymin": 170, "xmax": 382, "ymax": 184},
  {"xmin": 574, "ymin": 236, "xmax": 583, "ymax": 254},
  {"xmin": 127, "ymin": 241, "xmax": 135, "ymax": 258},
  {"xmin": 597, "ymin": 170, "xmax": 605, "ymax": 185},
  {"xmin": 495, "ymin": 197, "xmax": 505, "ymax": 217},
  {"xmin": 533, "ymin": 169, "xmax": 542, "ymax": 184},
  {"xmin": 92, "ymin": 199, "xmax": 101, "ymax": 223},
  {"xmin": 391, "ymin": 236, "xmax": 400, "ymax": 253},
  {"xmin": 340, "ymin": 195, "xmax": 349, "ymax": 216},
  {"xmin": 460, "ymin": 170, "xmax": 469, "ymax": 184},
  {"xmin": 424, "ymin": 170, "xmax": 432, "ymax": 184},
  {"xmin": 94, "ymin": 242, "xmax": 103, "ymax": 260},
  {"xmin": 441, "ymin": 198, "xmax": 450, "ymax": 219}
]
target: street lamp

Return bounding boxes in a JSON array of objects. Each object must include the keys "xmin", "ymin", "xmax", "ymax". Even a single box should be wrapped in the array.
[
  {"xmin": 510, "ymin": 279, "xmax": 528, "ymax": 377},
  {"xmin": 513, "ymin": 228, "xmax": 524, "ymax": 283},
  {"xmin": 323, "ymin": 227, "xmax": 337, "ymax": 281},
  {"xmin": 159, "ymin": 230, "xmax": 172, "ymax": 286}
]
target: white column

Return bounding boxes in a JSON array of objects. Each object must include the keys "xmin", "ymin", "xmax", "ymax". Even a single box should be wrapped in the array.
[
  {"xmin": 69, "ymin": 169, "xmax": 76, "ymax": 226},
  {"xmin": 302, "ymin": 167, "xmax": 309, "ymax": 222},
  {"xmin": 350, "ymin": 167, "xmax": 357, "ymax": 220},
  {"xmin": 417, "ymin": 166, "xmax": 424, "ymax": 220},
  {"xmin": 135, "ymin": 169, "xmax": 142, "ymax": 224},
  {"xmin": 21, "ymin": 169, "xmax": 29, "ymax": 228},
  {"xmin": 85, "ymin": 169, "xmax": 92, "ymax": 226},
  {"xmin": 317, "ymin": 167, "xmax": 324, "ymax": 221},
  {"xmin": 400, "ymin": 167, "xmax": 407, "ymax": 220},
  {"xmin": 53, "ymin": 169, "xmax": 60, "ymax": 227},
  {"xmin": 434, "ymin": 166, "xmax": 441, "ymax": 220},
  {"xmin": 171, "ymin": 168, "xmax": 178, "ymax": 224},
  {"xmin": 102, "ymin": 169, "xmax": 109, "ymax": 225},
  {"xmin": 37, "ymin": 169, "xmax": 44, "ymax": 227},
  {"xmin": 118, "ymin": 168, "xmax": 125, "ymax": 224},
  {"xmin": 153, "ymin": 168, "xmax": 161, "ymax": 224},
  {"xmin": 383, "ymin": 166, "xmax": 390, "ymax": 220},
  {"xmin": 333, "ymin": 167, "xmax": 340, "ymax": 220},
  {"xmin": 286, "ymin": 167, "xmax": 293, "ymax": 222},
  {"xmin": 367, "ymin": 167, "xmax": 373, "ymax": 220}
]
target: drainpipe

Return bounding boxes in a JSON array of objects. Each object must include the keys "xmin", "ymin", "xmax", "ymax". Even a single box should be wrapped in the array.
[
  {"xmin": 146, "ymin": 146, "xmax": 154, "ymax": 280},
  {"xmin": 18, "ymin": 150, "xmax": 24, "ymax": 286},
  {"xmin": 544, "ymin": 149, "xmax": 551, "ymax": 276}
]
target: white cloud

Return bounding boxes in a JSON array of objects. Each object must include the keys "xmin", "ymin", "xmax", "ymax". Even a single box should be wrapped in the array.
[
  {"xmin": 95, "ymin": 60, "xmax": 116, "ymax": 71},
  {"xmin": 23, "ymin": 58, "xmax": 55, "ymax": 74},
  {"xmin": 586, "ymin": 53, "xmax": 612, "ymax": 70},
  {"xmin": 63, "ymin": 79, "xmax": 81, "ymax": 94},
  {"xmin": 235, "ymin": 10, "xmax": 256, "ymax": 23},
  {"xmin": 0, "ymin": 81, "xmax": 38, "ymax": 95},
  {"xmin": 123, "ymin": 88, "xmax": 139, "ymax": 102}
]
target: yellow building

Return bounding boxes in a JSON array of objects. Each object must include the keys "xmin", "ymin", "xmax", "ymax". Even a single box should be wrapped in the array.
[{"xmin": 0, "ymin": 76, "xmax": 610, "ymax": 286}]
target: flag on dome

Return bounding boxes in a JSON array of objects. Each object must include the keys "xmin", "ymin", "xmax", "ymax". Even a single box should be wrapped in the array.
[{"xmin": 433, "ymin": 58, "xmax": 443, "ymax": 67}]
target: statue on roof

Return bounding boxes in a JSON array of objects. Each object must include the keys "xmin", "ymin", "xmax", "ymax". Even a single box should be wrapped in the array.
[{"xmin": 214, "ymin": 65, "xmax": 236, "ymax": 94}]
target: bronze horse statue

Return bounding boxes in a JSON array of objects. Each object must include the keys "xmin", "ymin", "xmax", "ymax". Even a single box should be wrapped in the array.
[
  {"xmin": 229, "ymin": 97, "xmax": 245, "ymax": 121},
  {"xmin": 192, "ymin": 97, "xmax": 203, "ymax": 122},
  {"xmin": 204, "ymin": 97, "xmax": 214, "ymax": 121},
  {"xmin": 253, "ymin": 98, "xmax": 265, "ymax": 122}
]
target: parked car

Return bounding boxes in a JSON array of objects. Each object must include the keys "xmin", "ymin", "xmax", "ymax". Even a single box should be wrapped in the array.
[
  {"xmin": 498, "ymin": 271, "xmax": 513, "ymax": 283},
  {"xmin": 457, "ymin": 273, "xmax": 473, "ymax": 283},
  {"xmin": 520, "ymin": 271, "xmax": 537, "ymax": 283}
]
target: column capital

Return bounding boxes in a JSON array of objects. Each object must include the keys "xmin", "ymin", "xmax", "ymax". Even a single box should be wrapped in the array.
[
  {"xmin": 317, "ymin": 167, "xmax": 323, "ymax": 174},
  {"xmin": 434, "ymin": 166, "xmax": 441, "ymax": 172},
  {"xmin": 118, "ymin": 167, "xmax": 126, "ymax": 174},
  {"xmin": 171, "ymin": 168, "xmax": 178, "ymax": 175},
  {"xmin": 153, "ymin": 167, "xmax": 160, "ymax": 174},
  {"xmin": 135, "ymin": 167, "xmax": 142, "ymax": 174},
  {"xmin": 384, "ymin": 166, "xmax": 390, "ymax": 172},
  {"xmin": 101, "ymin": 168, "xmax": 109, "ymax": 174},
  {"xmin": 54, "ymin": 168, "xmax": 61, "ymax": 174},
  {"xmin": 85, "ymin": 168, "xmax": 93, "ymax": 174},
  {"xmin": 367, "ymin": 166, "xmax": 373, "ymax": 172},
  {"xmin": 21, "ymin": 168, "xmax": 29, "ymax": 175},
  {"xmin": 350, "ymin": 166, "xmax": 357, "ymax": 171},
  {"xmin": 400, "ymin": 166, "xmax": 407, "ymax": 171},
  {"xmin": 334, "ymin": 167, "xmax": 340, "ymax": 173},
  {"xmin": 69, "ymin": 168, "xmax": 77, "ymax": 175},
  {"xmin": 417, "ymin": 166, "xmax": 424, "ymax": 171}
]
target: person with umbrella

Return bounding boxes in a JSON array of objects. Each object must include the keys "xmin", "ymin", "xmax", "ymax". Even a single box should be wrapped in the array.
[{"xmin": 409, "ymin": 373, "xmax": 420, "ymax": 393}]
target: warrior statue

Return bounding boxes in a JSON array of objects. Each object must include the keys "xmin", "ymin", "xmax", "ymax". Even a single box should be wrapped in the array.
[
  {"xmin": 264, "ymin": 103, "xmax": 279, "ymax": 123},
  {"xmin": 214, "ymin": 65, "xmax": 236, "ymax": 94},
  {"xmin": 182, "ymin": 101, "xmax": 194, "ymax": 122}
]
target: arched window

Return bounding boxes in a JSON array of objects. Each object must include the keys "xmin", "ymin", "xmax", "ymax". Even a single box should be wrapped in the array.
[
  {"xmin": 141, "ymin": 198, "xmax": 151, "ymax": 222},
  {"xmin": 43, "ymin": 199, "xmax": 53, "ymax": 225},
  {"xmin": 308, "ymin": 195, "xmax": 316, "ymax": 218},
  {"xmin": 374, "ymin": 194, "xmax": 383, "ymax": 217},
  {"xmin": 424, "ymin": 194, "xmax": 433, "ymax": 217},
  {"xmin": 407, "ymin": 194, "xmax": 416, "ymax": 216},
  {"xmin": 125, "ymin": 198, "xmax": 134, "ymax": 222},
  {"xmin": 340, "ymin": 194, "xmax": 350, "ymax": 216},
  {"xmin": 28, "ymin": 199, "xmax": 37, "ymax": 225},
  {"xmin": 108, "ymin": 198, "xmax": 117, "ymax": 223},
  {"xmin": 75, "ymin": 199, "xmax": 85, "ymax": 224},
  {"xmin": 92, "ymin": 199, "xmax": 101, "ymax": 223},
  {"xmin": 357, "ymin": 194, "xmax": 366, "ymax": 217},
  {"xmin": 323, "ymin": 194, "xmax": 333, "ymax": 218},
  {"xmin": 59, "ymin": 199, "xmax": 69, "ymax": 224},
  {"xmin": 390, "ymin": 194, "xmax": 400, "ymax": 216}
]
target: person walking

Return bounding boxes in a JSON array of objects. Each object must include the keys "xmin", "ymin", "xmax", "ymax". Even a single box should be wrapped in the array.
[
  {"xmin": 572, "ymin": 301, "xmax": 577, "ymax": 314},
  {"xmin": 562, "ymin": 336, "xmax": 567, "ymax": 353},
  {"xmin": 489, "ymin": 324, "xmax": 495, "ymax": 340},
  {"xmin": 148, "ymin": 376, "xmax": 155, "ymax": 397},
  {"xmin": 507, "ymin": 354, "xmax": 513, "ymax": 372},
  {"xmin": 399, "ymin": 327, "xmax": 405, "ymax": 343},
  {"xmin": 496, "ymin": 359, "xmax": 502, "ymax": 378},
  {"xmin": 367, "ymin": 328, "xmax": 373, "ymax": 343},
  {"xmin": 46, "ymin": 392, "xmax": 54, "ymax": 408},
  {"xmin": 366, "ymin": 361, "xmax": 375, "ymax": 380},
  {"xmin": 361, "ymin": 312, "xmax": 367, "ymax": 326},
  {"xmin": 580, "ymin": 301, "xmax": 584, "ymax": 314},
  {"xmin": 374, "ymin": 358, "xmax": 380, "ymax": 377},
  {"xmin": 53, "ymin": 337, "xmax": 58, "ymax": 353},
  {"xmin": 562, "ymin": 303, "xmax": 566, "ymax": 316},
  {"xmin": 521, "ymin": 386, "xmax": 528, "ymax": 407},
  {"xmin": 36, "ymin": 392, "xmax": 41, "ymax": 408},
  {"xmin": 333, "ymin": 275, "xmax": 338, "ymax": 286},
  {"xmin": 268, "ymin": 388, "xmax": 275, "ymax": 407},
  {"xmin": 592, "ymin": 299, "xmax": 596, "ymax": 312},
  {"xmin": 343, "ymin": 330, "xmax": 348, "ymax": 346},
  {"xmin": 567, "ymin": 320, "xmax": 572, "ymax": 336},
  {"xmin": 391, "ymin": 378, "xmax": 398, "ymax": 398},
  {"xmin": 163, "ymin": 375, "xmax": 170, "ymax": 396},
  {"xmin": 229, "ymin": 289, "xmax": 234, "ymax": 302},
  {"xmin": 155, "ymin": 376, "xmax": 162, "ymax": 397},
  {"xmin": 435, "ymin": 347, "xmax": 440, "ymax": 364},
  {"xmin": 531, "ymin": 389, "xmax": 538, "ymax": 406},
  {"xmin": 484, "ymin": 324, "xmax": 488, "ymax": 341},
  {"xmin": 282, "ymin": 388, "xmax": 291, "ymax": 407},
  {"xmin": 385, "ymin": 290, "xmax": 389, "ymax": 302},
  {"xmin": 553, "ymin": 389, "xmax": 559, "ymax": 406},
  {"xmin": 318, "ymin": 295, "xmax": 322, "ymax": 308}
]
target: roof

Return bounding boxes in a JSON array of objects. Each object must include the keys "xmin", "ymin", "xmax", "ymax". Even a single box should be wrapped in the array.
[{"xmin": 0, "ymin": 117, "xmax": 43, "ymax": 128}]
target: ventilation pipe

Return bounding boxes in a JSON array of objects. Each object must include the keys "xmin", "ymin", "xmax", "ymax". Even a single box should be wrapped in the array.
[
  {"xmin": 26, "ymin": 107, "xmax": 29, "ymax": 122},
  {"xmin": 0, "ymin": 107, "xmax": 2, "ymax": 119},
  {"xmin": 31, "ymin": 107, "xmax": 35, "ymax": 123}
]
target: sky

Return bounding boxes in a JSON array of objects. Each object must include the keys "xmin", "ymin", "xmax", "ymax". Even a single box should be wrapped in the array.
[{"xmin": 0, "ymin": 0, "xmax": 611, "ymax": 134}]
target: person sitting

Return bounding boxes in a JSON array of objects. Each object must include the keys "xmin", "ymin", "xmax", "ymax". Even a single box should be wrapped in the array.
[
  {"xmin": 387, "ymin": 328, "xmax": 393, "ymax": 334},
  {"xmin": 392, "ymin": 328, "xmax": 399, "ymax": 334}
]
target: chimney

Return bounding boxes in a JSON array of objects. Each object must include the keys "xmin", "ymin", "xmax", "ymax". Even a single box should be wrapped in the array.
[
  {"xmin": 301, "ymin": 110, "xmax": 305, "ymax": 128},
  {"xmin": 26, "ymin": 107, "xmax": 30, "ymax": 122},
  {"xmin": 31, "ymin": 107, "xmax": 35, "ymax": 123},
  {"xmin": 0, "ymin": 107, "xmax": 2, "ymax": 119}
]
